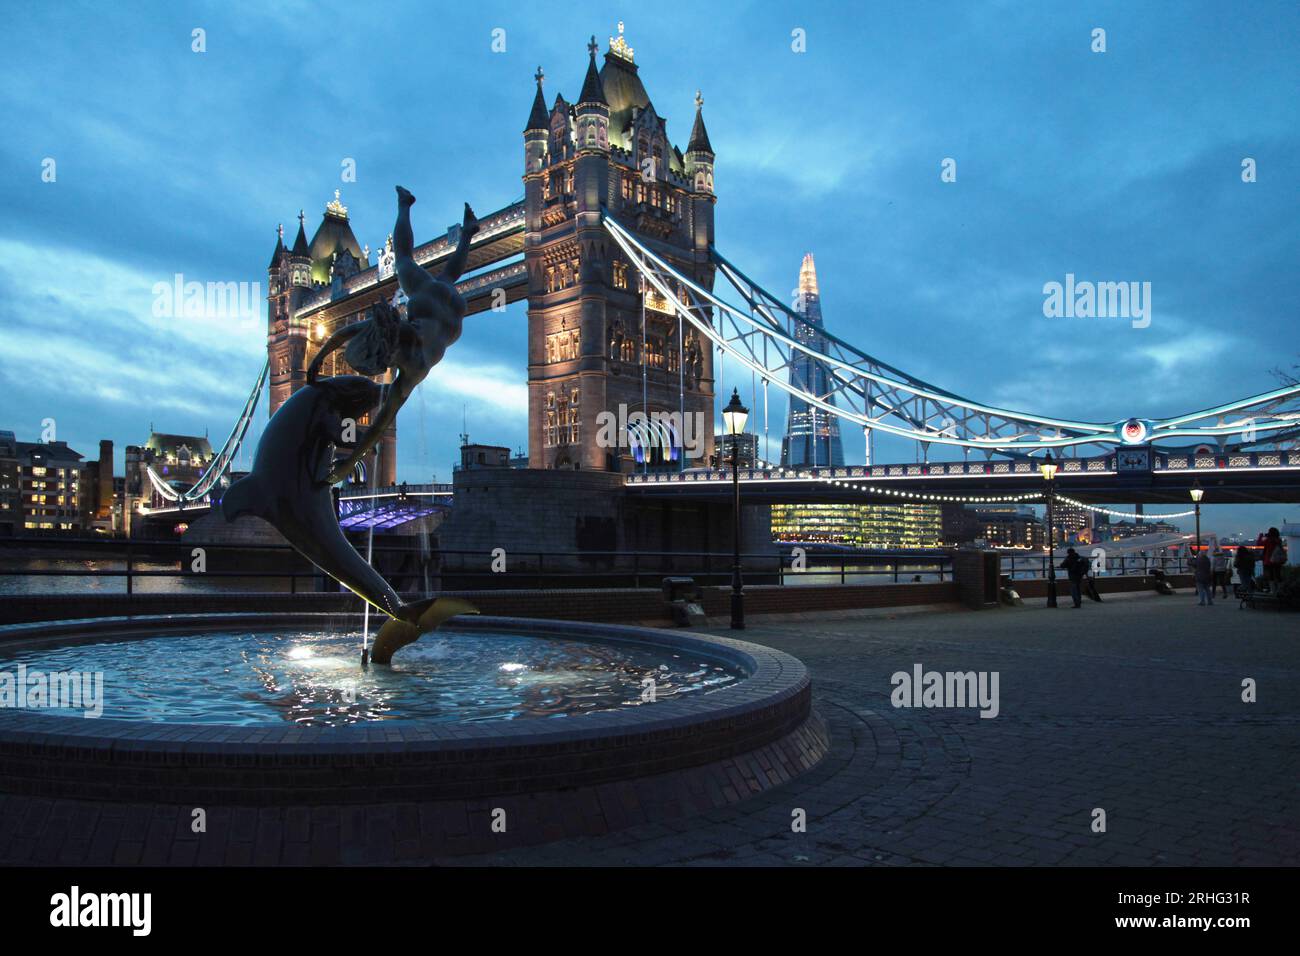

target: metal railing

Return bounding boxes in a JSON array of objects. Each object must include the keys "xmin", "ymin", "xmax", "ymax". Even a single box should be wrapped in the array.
[
  {"xmin": 0, "ymin": 537, "xmax": 955, "ymax": 595},
  {"xmin": 2, "ymin": 536, "xmax": 1210, "ymax": 598},
  {"xmin": 1002, "ymin": 554, "xmax": 1195, "ymax": 579},
  {"xmin": 431, "ymin": 550, "xmax": 954, "ymax": 590}
]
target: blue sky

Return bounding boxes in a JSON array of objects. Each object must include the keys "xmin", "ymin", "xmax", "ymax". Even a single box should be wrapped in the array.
[{"xmin": 2, "ymin": 0, "xmax": 1297, "ymax": 537}]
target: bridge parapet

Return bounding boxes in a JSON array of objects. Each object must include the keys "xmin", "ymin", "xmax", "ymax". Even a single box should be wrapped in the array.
[
  {"xmin": 337, "ymin": 483, "xmax": 453, "ymax": 502},
  {"xmin": 335, "ymin": 483, "xmax": 453, "ymax": 532},
  {"xmin": 626, "ymin": 449, "xmax": 1300, "ymax": 487}
]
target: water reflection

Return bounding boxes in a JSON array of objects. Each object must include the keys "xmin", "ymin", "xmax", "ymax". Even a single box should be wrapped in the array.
[{"xmin": 3, "ymin": 629, "xmax": 741, "ymax": 727}]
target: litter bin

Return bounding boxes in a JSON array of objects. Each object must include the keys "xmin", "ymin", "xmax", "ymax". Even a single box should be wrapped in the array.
[{"xmin": 662, "ymin": 577, "xmax": 706, "ymax": 627}]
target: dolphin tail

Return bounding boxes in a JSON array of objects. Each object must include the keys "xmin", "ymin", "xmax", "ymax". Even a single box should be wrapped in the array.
[
  {"xmin": 369, "ymin": 597, "xmax": 479, "ymax": 665},
  {"xmin": 221, "ymin": 474, "xmax": 268, "ymax": 523}
]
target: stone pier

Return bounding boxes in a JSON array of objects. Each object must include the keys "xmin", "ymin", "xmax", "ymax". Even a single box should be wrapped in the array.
[{"xmin": 434, "ymin": 468, "xmax": 776, "ymax": 573}]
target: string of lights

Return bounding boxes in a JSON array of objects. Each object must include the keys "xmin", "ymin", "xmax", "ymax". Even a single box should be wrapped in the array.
[
  {"xmin": 1055, "ymin": 494, "xmax": 1197, "ymax": 520},
  {"xmin": 796, "ymin": 470, "xmax": 1044, "ymax": 505},
  {"xmin": 661, "ymin": 467, "xmax": 1206, "ymax": 514}
]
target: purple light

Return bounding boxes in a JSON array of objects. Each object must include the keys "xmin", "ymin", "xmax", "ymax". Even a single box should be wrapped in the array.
[{"xmin": 337, "ymin": 503, "xmax": 445, "ymax": 531}]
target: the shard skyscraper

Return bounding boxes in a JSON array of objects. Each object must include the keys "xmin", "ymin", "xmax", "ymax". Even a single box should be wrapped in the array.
[{"xmin": 780, "ymin": 253, "xmax": 845, "ymax": 469}]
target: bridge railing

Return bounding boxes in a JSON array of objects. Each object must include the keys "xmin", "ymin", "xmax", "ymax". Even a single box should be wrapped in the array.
[
  {"xmin": 626, "ymin": 449, "xmax": 1300, "ymax": 484},
  {"xmin": 337, "ymin": 483, "xmax": 453, "ymax": 502}
]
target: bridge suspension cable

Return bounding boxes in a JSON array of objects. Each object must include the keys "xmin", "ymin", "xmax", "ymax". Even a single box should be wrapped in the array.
[
  {"xmin": 602, "ymin": 211, "xmax": 1300, "ymax": 455},
  {"xmin": 144, "ymin": 358, "xmax": 269, "ymax": 503}
]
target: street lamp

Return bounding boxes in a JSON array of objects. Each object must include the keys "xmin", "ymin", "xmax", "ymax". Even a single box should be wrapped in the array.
[
  {"xmin": 1190, "ymin": 481, "xmax": 1204, "ymax": 555},
  {"xmin": 1039, "ymin": 450, "xmax": 1059, "ymax": 608},
  {"xmin": 723, "ymin": 388, "xmax": 749, "ymax": 630}
]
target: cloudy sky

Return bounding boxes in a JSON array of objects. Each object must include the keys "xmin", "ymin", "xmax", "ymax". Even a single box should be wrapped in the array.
[{"xmin": 2, "ymin": 0, "xmax": 1297, "ymax": 537}]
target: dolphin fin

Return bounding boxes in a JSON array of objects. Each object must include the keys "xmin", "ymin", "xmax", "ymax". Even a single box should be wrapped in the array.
[
  {"xmin": 221, "ymin": 474, "xmax": 268, "ymax": 523},
  {"xmin": 409, "ymin": 596, "xmax": 479, "ymax": 629},
  {"xmin": 369, "ymin": 597, "xmax": 479, "ymax": 665}
]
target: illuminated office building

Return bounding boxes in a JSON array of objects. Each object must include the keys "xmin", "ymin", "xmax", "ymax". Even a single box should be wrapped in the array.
[{"xmin": 771, "ymin": 501, "xmax": 942, "ymax": 549}]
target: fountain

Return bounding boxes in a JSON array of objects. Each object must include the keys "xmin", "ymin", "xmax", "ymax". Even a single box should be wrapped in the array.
[{"xmin": 0, "ymin": 187, "xmax": 827, "ymax": 852}]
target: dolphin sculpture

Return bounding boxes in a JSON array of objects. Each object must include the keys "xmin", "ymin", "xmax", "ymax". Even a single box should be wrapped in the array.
[{"xmin": 221, "ymin": 373, "xmax": 474, "ymax": 664}]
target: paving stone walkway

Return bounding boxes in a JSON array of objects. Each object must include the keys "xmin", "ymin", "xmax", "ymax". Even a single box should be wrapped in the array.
[
  {"xmin": 1, "ymin": 593, "xmax": 1295, "ymax": 866},
  {"xmin": 443, "ymin": 592, "xmax": 1300, "ymax": 866}
]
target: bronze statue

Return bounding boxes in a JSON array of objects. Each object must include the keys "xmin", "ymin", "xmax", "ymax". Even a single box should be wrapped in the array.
[
  {"xmin": 223, "ymin": 187, "xmax": 479, "ymax": 664},
  {"xmin": 310, "ymin": 186, "xmax": 479, "ymax": 483}
]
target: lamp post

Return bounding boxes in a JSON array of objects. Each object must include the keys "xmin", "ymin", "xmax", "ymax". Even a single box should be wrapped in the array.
[
  {"xmin": 1040, "ymin": 450, "xmax": 1059, "ymax": 608},
  {"xmin": 722, "ymin": 389, "xmax": 749, "ymax": 630},
  {"xmin": 1190, "ymin": 481, "xmax": 1204, "ymax": 557}
]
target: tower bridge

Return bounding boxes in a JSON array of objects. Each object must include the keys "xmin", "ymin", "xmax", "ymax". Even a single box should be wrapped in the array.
[{"xmin": 147, "ymin": 24, "xmax": 1300, "ymax": 538}]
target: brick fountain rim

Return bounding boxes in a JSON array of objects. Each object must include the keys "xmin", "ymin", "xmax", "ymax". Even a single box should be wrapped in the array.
[{"xmin": 0, "ymin": 614, "xmax": 828, "ymax": 808}]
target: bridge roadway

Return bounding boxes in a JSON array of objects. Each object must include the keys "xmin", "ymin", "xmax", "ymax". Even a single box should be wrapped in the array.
[{"xmin": 626, "ymin": 449, "xmax": 1300, "ymax": 505}]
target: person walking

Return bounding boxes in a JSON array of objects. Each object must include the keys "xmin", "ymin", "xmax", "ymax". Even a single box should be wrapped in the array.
[
  {"xmin": 1212, "ymin": 547, "xmax": 1230, "ymax": 599},
  {"xmin": 1059, "ymin": 548, "xmax": 1087, "ymax": 608},
  {"xmin": 1194, "ymin": 548, "xmax": 1214, "ymax": 606},
  {"xmin": 1262, "ymin": 527, "xmax": 1287, "ymax": 592},
  {"xmin": 1234, "ymin": 545, "xmax": 1256, "ymax": 597}
]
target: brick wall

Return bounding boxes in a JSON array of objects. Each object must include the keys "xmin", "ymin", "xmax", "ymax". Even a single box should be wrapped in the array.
[
  {"xmin": 1013, "ymin": 573, "xmax": 1193, "ymax": 598},
  {"xmin": 952, "ymin": 549, "xmax": 995, "ymax": 609}
]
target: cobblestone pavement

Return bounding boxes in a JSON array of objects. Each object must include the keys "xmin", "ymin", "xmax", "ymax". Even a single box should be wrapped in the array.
[
  {"xmin": 1, "ymin": 593, "xmax": 1295, "ymax": 866},
  {"xmin": 442, "ymin": 593, "xmax": 1300, "ymax": 866}
]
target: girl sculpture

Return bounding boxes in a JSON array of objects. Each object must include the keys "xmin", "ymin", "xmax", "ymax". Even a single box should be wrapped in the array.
[{"xmin": 309, "ymin": 186, "xmax": 479, "ymax": 483}]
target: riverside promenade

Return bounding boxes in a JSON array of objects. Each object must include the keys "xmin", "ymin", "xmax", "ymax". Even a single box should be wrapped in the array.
[
  {"xmin": 448, "ymin": 592, "xmax": 1299, "ymax": 866},
  {"xmin": 0, "ymin": 592, "xmax": 1294, "ymax": 866}
]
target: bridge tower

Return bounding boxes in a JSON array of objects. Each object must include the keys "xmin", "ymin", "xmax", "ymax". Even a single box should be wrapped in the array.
[
  {"xmin": 523, "ymin": 25, "xmax": 716, "ymax": 471},
  {"xmin": 265, "ymin": 202, "xmax": 394, "ymax": 486},
  {"xmin": 266, "ymin": 214, "xmax": 313, "ymax": 417}
]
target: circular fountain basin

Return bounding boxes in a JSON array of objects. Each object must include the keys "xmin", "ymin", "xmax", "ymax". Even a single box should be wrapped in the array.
[
  {"xmin": 6, "ymin": 625, "xmax": 744, "ymax": 726},
  {"xmin": 0, "ymin": 615, "xmax": 827, "ymax": 815}
]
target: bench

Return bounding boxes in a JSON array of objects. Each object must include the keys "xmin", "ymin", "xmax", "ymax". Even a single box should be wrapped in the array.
[{"xmin": 1235, "ymin": 583, "xmax": 1280, "ymax": 611}]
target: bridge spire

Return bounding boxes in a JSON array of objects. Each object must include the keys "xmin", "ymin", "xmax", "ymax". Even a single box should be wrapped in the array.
[
  {"xmin": 578, "ymin": 36, "xmax": 608, "ymax": 105},
  {"xmin": 290, "ymin": 211, "xmax": 310, "ymax": 258},
  {"xmin": 268, "ymin": 225, "xmax": 285, "ymax": 269},
  {"xmin": 525, "ymin": 64, "xmax": 549, "ymax": 131},
  {"xmin": 688, "ymin": 90, "xmax": 713, "ymax": 154}
]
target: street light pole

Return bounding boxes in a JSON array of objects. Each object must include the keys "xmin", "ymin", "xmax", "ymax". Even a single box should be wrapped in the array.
[
  {"xmin": 1190, "ymin": 481, "xmax": 1204, "ymax": 556},
  {"xmin": 1041, "ymin": 451, "xmax": 1058, "ymax": 608},
  {"xmin": 723, "ymin": 389, "xmax": 749, "ymax": 630}
]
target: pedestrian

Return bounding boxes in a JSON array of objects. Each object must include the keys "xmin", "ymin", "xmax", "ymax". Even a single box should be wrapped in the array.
[
  {"xmin": 1234, "ymin": 545, "xmax": 1256, "ymax": 596},
  {"xmin": 1059, "ymin": 547, "xmax": 1087, "ymax": 608},
  {"xmin": 1262, "ymin": 527, "xmax": 1288, "ymax": 592},
  {"xmin": 1194, "ymin": 548, "xmax": 1214, "ymax": 605},
  {"xmin": 1212, "ymin": 547, "xmax": 1230, "ymax": 599}
]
